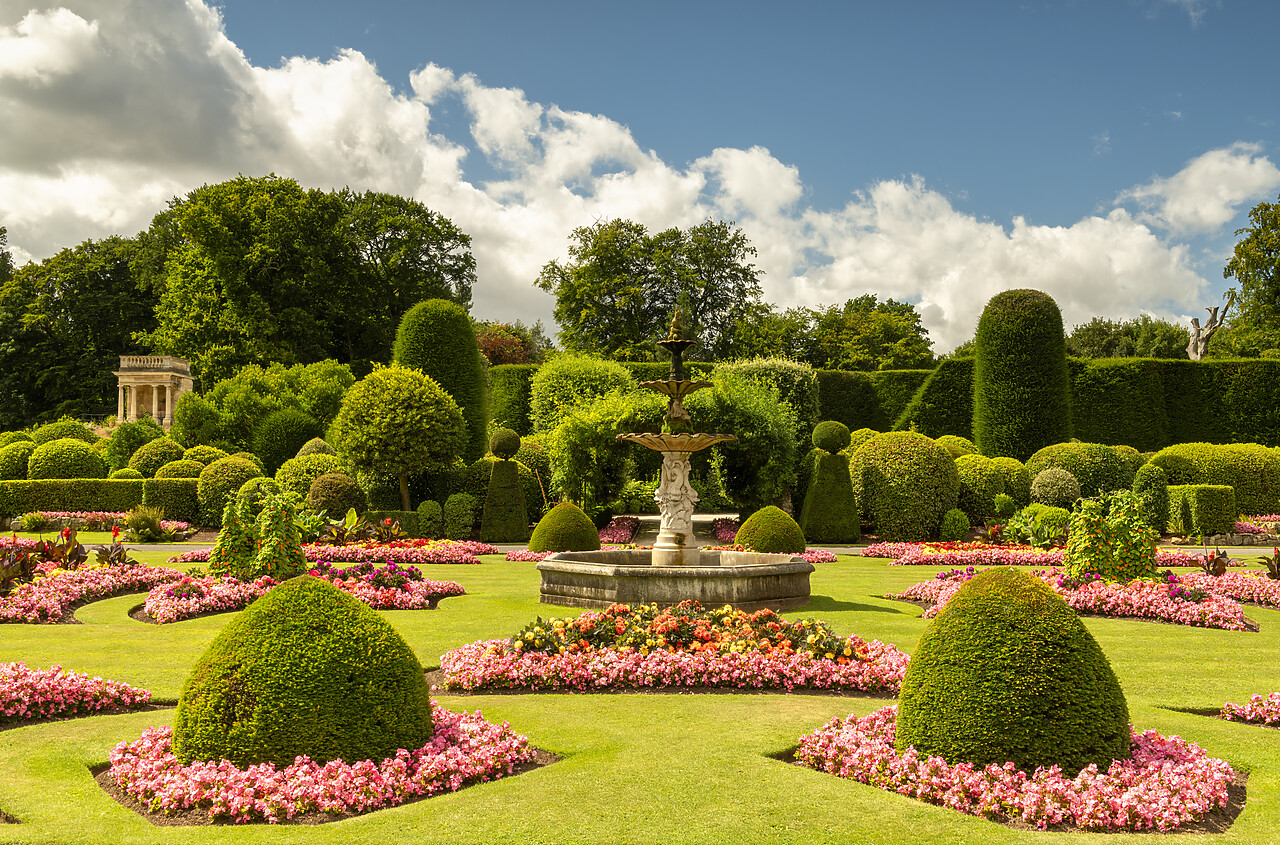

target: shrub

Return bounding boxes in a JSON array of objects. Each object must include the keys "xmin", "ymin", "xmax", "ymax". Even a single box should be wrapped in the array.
[
  {"xmin": 895, "ymin": 567, "xmax": 1130, "ymax": 776},
  {"xmin": 128, "ymin": 437, "xmax": 185, "ymax": 478},
  {"xmin": 1113, "ymin": 444, "xmax": 1145, "ymax": 476},
  {"xmin": 1063, "ymin": 490, "xmax": 1158, "ymax": 582},
  {"xmin": 811, "ymin": 421, "xmax": 851, "ymax": 454},
  {"xmin": 110, "ymin": 467, "xmax": 145, "ymax": 480},
  {"xmin": 972, "ymin": 289, "xmax": 1072, "ymax": 460},
  {"xmin": 0, "ymin": 479, "xmax": 145, "ymax": 517},
  {"xmin": 939, "ymin": 508, "xmax": 970, "ymax": 542},
  {"xmin": 1025, "ymin": 442, "xmax": 1135, "ymax": 498},
  {"xmin": 529, "ymin": 354, "xmax": 635, "ymax": 433},
  {"xmin": 716, "ymin": 357, "xmax": 819, "ymax": 454},
  {"xmin": 252, "ymin": 493, "xmax": 309, "ymax": 581},
  {"xmin": 443, "ymin": 492, "xmax": 478, "ymax": 540},
  {"xmin": 275, "ymin": 453, "xmax": 348, "ymax": 502},
  {"xmin": 206, "ymin": 497, "xmax": 257, "ymax": 580},
  {"xmin": 231, "ymin": 451, "xmax": 265, "ymax": 473},
  {"xmin": 1149, "ymin": 442, "xmax": 1280, "ymax": 516},
  {"xmin": 236, "ymin": 477, "xmax": 282, "ymax": 518},
  {"xmin": 1003, "ymin": 503, "xmax": 1071, "ymax": 548},
  {"xmin": 1030, "ymin": 467, "xmax": 1080, "ymax": 509},
  {"xmin": 197, "ymin": 456, "xmax": 263, "ymax": 527},
  {"xmin": 735, "ymin": 505, "xmax": 806, "ymax": 554},
  {"xmin": 845, "ymin": 428, "xmax": 879, "ymax": 456},
  {"xmin": 104, "ymin": 417, "xmax": 164, "ymax": 471},
  {"xmin": 366, "ymin": 510, "xmax": 421, "ymax": 537},
  {"xmin": 28, "ymin": 438, "xmax": 108, "ymax": 480},
  {"xmin": 182, "ymin": 445, "xmax": 229, "ymax": 466},
  {"xmin": 490, "ymin": 364, "xmax": 538, "ymax": 435},
  {"xmin": 936, "ymin": 434, "xmax": 978, "ymax": 458},
  {"xmin": 306, "ymin": 472, "xmax": 367, "ymax": 518},
  {"xmin": 31, "ymin": 418, "xmax": 97, "ymax": 446},
  {"xmin": 954, "ymin": 453, "xmax": 1005, "ymax": 521},
  {"xmin": 490, "ymin": 427, "xmax": 522, "ymax": 460},
  {"xmin": 1132, "ymin": 463, "xmax": 1170, "ymax": 533},
  {"xmin": 990, "ymin": 457, "xmax": 1031, "ymax": 508},
  {"xmin": 392, "ymin": 299, "xmax": 489, "ymax": 461},
  {"xmin": 171, "ymin": 575, "xmax": 433, "ymax": 767},
  {"xmin": 1168, "ymin": 484, "xmax": 1237, "ymax": 536},
  {"xmin": 154, "ymin": 459, "xmax": 204, "ymax": 479},
  {"xmin": 0, "ymin": 441, "xmax": 36, "ymax": 481},
  {"xmin": 295, "ymin": 437, "xmax": 337, "ymax": 459},
  {"xmin": 416, "ymin": 499, "xmax": 442, "ymax": 539},
  {"xmin": 514, "ymin": 435, "xmax": 552, "ymax": 517},
  {"xmin": 529, "ymin": 501, "xmax": 600, "ymax": 553},
  {"xmin": 850, "ymin": 431, "xmax": 960, "ymax": 541},
  {"xmin": 142, "ymin": 479, "xmax": 199, "ymax": 524},
  {"xmin": 992, "ymin": 492, "xmax": 1016, "ymax": 519},
  {"xmin": 547, "ymin": 390, "xmax": 664, "ymax": 509},
  {"xmin": 814, "ymin": 370, "xmax": 881, "ymax": 431},
  {"xmin": 480, "ymin": 459, "xmax": 530, "ymax": 542},
  {"xmin": 0, "ymin": 431, "xmax": 32, "ymax": 448},
  {"xmin": 251, "ymin": 408, "xmax": 323, "ymax": 476},
  {"xmin": 798, "ymin": 451, "xmax": 859, "ymax": 544}
]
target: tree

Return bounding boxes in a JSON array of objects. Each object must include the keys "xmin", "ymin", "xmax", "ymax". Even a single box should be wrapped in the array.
[
  {"xmin": 1221, "ymin": 193, "xmax": 1280, "ymax": 357},
  {"xmin": 474, "ymin": 319, "xmax": 553, "ymax": 365},
  {"xmin": 1066, "ymin": 315, "xmax": 1189, "ymax": 359},
  {"xmin": 809, "ymin": 295, "xmax": 935, "ymax": 371},
  {"xmin": 329, "ymin": 366, "xmax": 466, "ymax": 510},
  {"xmin": 716, "ymin": 302, "xmax": 818, "ymax": 362}
]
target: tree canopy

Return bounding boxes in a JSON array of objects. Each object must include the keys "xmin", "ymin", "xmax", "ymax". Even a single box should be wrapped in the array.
[
  {"xmin": 1219, "ymin": 192, "xmax": 1280, "ymax": 357},
  {"xmin": 1065, "ymin": 315, "xmax": 1189, "ymax": 359}
]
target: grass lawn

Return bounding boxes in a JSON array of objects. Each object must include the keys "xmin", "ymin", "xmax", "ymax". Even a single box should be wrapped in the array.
[{"xmin": 3, "ymin": 552, "xmax": 1280, "ymax": 844}]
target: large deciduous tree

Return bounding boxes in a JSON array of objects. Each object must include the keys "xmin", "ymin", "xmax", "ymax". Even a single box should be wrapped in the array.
[
  {"xmin": 1066, "ymin": 315, "xmax": 1190, "ymax": 359},
  {"xmin": 1219, "ymin": 193, "xmax": 1280, "ymax": 357}
]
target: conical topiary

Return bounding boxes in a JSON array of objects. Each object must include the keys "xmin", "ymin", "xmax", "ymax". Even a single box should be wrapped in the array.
[
  {"xmin": 734, "ymin": 505, "xmax": 805, "ymax": 554},
  {"xmin": 895, "ymin": 567, "xmax": 1130, "ymax": 776},
  {"xmin": 172, "ymin": 575, "xmax": 433, "ymax": 767},
  {"xmin": 480, "ymin": 458, "xmax": 530, "ymax": 543},
  {"xmin": 798, "ymin": 450, "xmax": 860, "ymax": 544},
  {"xmin": 529, "ymin": 502, "xmax": 600, "ymax": 553}
]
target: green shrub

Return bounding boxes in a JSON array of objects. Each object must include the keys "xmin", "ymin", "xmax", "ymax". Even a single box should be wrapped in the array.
[
  {"xmin": 275, "ymin": 453, "xmax": 348, "ymax": 502},
  {"xmin": 990, "ymin": 457, "xmax": 1032, "ymax": 508},
  {"xmin": 0, "ymin": 431, "xmax": 32, "ymax": 448},
  {"xmin": 490, "ymin": 427, "xmax": 522, "ymax": 460},
  {"xmin": 1148, "ymin": 442, "xmax": 1280, "ymax": 515},
  {"xmin": 31, "ymin": 418, "xmax": 97, "ymax": 446},
  {"xmin": 529, "ymin": 501, "xmax": 600, "ymax": 552},
  {"xmin": 416, "ymin": 499, "xmax": 442, "ymax": 538},
  {"xmin": 895, "ymin": 567, "xmax": 1130, "ymax": 776},
  {"xmin": 197, "ymin": 456, "xmax": 263, "ymax": 527},
  {"xmin": 850, "ymin": 431, "xmax": 960, "ymax": 541},
  {"xmin": 0, "ymin": 441, "xmax": 35, "ymax": 481},
  {"xmin": 892, "ymin": 358, "xmax": 974, "ymax": 438},
  {"xmin": 1132, "ymin": 463, "xmax": 1171, "ymax": 533},
  {"xmin": 252, "ymin": 493, "xmax": 309, "ymax": 581},
  {"xmin": 1003, "ymin": 503, "xmax": 1071, "ymax": 548},
  {"xmin": 171, "ymin": 575, "xmax": 433, "ymax": 767},
  {"xmin": 811, "ymin": 421, "xmax": 851, "ymax": 453},
  {"xmin": 231, "ymin": 451, "xmax": 266, "ymax": 474},
  {"xmin": 306, "ymin": 472, "xmax": 367, "ymax": 518},
  {"xmin": 735, "ymin": 505, "xmax": 806, "ymax": 554},
  {"xmin": 715, "ymin": 357, "xmax": 819, "ymax": 454},
  {"xmin": 547, "ymin": 390, "xmax": 664, "ymax": 509},
  {"xmin": 128, "ymin": 437, "xmax": 185, "ymax": 478},
  {"xmin": 954, "ymin": 453, "xmax": 1005, "ymax": 521},
  {"xmin": 236, "ymin": 477, "xmax": 282, "ymax": 518},
  {"xmin": 480, "ymin": 460, "xmax": 530, "ymax": 542},
  {"xmin": 109, "ymin": 467, "xmax": 145, "ymax": 480},
  {"xmin": 529, "ymin": 354, "xmax": 635, "ymax": 433},
  {"xmin": 104, "ymin": 417, "xmax": 163, "ymax": 472},
  {"xmin": 798, "ymin": 451, "xmax": 859, "ymax": 544},
  {"xmin": 0, "ymin": 479, "xmax": 145, "ymax": 517},
  {"xmin": 28, "ymin": 438, "xmax": 107, "ymax": 480},
  {"xmin": 939, "ymin": 508, "xmax": 970, "ymax": 542},
  {"xmin": 207, "ymin": 497, "xmax": 258, "ymax": 580},
  {"xmin": 936, "ymin": 434, "xmax": 978, "ymax": 458},
  {"xmin": 845, "ymin": 428, "xmax": 879, "ymax": 456},
  {"xmin": 443, "ymin": 492, "xmax": 478, "ymax": 540},
  {"xmin": 182, "ymin": 444, "xmax": 229, "ymax": 466},
  {"xmin": 142, "ymin": 479, "xmax": 199, "ymax": 524},
  {"xmin": 295, "ymin": 437, "xmax": 337, "ymax": 459},
  {"xmin": 392, "ymin": 299, "xmax": 489, "ymax": 461},
  {"xmin": 1113, "ymin": 444, "xmax": 1145, "ymax": 475},
  {"xmin": 154, "ymin": 459, "xmax": 205, "ymax": 479},
  {"xmin": 1025, "ymin": 442, "xmax": 1135, "ymax": 498},
  {"xmin": 992, "ymin": 492, "xmax": 1016, "ymax": 519},
  {"xmin": 972, "ymin": 290, "xmax": 1072, "ymax": 460},
  {"xmin": 1030, "ymin": 467, "xmax": 1080, "ymax": 509},
  {"xmin": 252, "ymin": 408, "xmax": 323, "ymax": 475},
  {"xmin": 1168, "ymin": 484, "xmax": 1237, "ymax": 536},
  {"xmin": 1063, "ymin": 490, "xmax": 1158, "ymax": 582},
  {"xmin": 490, "ymin": 363, "xmax": 538, "ymax": 435},
  {"xmin": 514, "ymin": 435, "xmax": 551, "ymax": 517}
]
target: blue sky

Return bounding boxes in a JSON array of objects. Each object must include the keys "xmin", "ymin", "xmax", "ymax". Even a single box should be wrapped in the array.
[{"xmin": 1, "ymin": 0, "xmax": 1277, "ymax": 350}]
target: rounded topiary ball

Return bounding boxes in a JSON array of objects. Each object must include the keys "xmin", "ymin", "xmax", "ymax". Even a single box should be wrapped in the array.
[
  {"xmin": 895, "ymin": 567, "xmax": 1130, "ymax": 776},
  {"xmin": 236, "ymin": 476, "xmax": 282, "ymax": 518},
  {"xmin": 936, "ymin": 434, "xmax": 978, "ymax": 458},
  {"xmin": 490, "ymin": 427, "xmax": 522, "ymax": 460},
  {"xmin": 1031, "ymin": 467, "xmax": 1081, "ymax": 509},
  {"xmin": 954, "ymin": 453, "xmax": 1006, "ymax": 521},
  {"xmin": 31, "ymin": 418, "xmax": 98, "ymax": 446},
  {"xmin": 939, "ymin": 508, "xmax": 971, "ymax": 542},
  {"xmin": 231, "ymin": 451, "xmax": 266, "ymax": 474},
  {"xmin": 109, "ymin": 467, "xmax": 145, "ymax": 480},
  {"xmin": 182, "ymin": 444, "xmax": 229, "ymax": 466},
  {"xmin": 528, "ymin": 502, "xmax": 601, "ymax": 553},
  {"xmin": 252, "ymin": 408, "xmax": 323, "ymax": 476},
  {"xmin": 306, "ymin": 472, "xmax": 367, "ymax": 517},
  {"xmin": 851, "ymin": 431, "xmax": 960, "ymax": 541},
  {"xmin": 735, "ymin": 505, "xmax": 806, "ymax": 554},
  {"xmin": 275, "ymin": 453, "xmax": 348, "ymax": 501},
  {"xmin": 1025, "ymin": 442, "xmax": 1135, "ymax": 498},
  {"xmin": 172, "ymin": 575, "xmax": 433, "ymax": 767},
  {"xmin": 811, "ymin": 420, "xmax": 851, "ymax": 453},
  {"xmin": 990, "ymin": 457, "xmax": 1032, "ymax": 508},
  {"xmin": 0, "ymin": 431, "xmax": 33, "ymax": 448},
  {"xmin": 295, "ymin": 437, "xmax": 337, "ymax": 459},
  {"xmin": 154, "ymin": 459, "xmax": 205, "ymax": 479},
  {"xmin": 129, "ymin": 437, "xmax": 185, "ymax": 478},
  {"xmin": 27, "ymin": 438, "xmax": 108, "ymax": 479},
  {"xmin": 0, "ymin": 440, "xmax": 36, "ymax": 480},
  {"xmin": 198, "ymin": 456, "xmax": 264, "ymax": 526}
]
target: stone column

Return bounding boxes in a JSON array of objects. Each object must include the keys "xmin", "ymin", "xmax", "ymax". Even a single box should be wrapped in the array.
[
  {"xmin": 117, "ymin": 385, "xmax": 125, "ymax": 422},
  {"xmin": 162, "ymin": 383, "xmax": 173, "ymax": 428},
  {"xmin": 652, "ymin": 451, "xmax": 701, "ymax": 566},
  {"xmin": 151, "ymin": 384, "xmax": 160, "ymax": 422}
]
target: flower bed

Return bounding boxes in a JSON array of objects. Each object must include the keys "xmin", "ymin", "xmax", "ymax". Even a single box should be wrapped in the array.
[
  {"xmin": 441, "ymin": 601, "xmax": 909, "ymax": 693},
  {"xmin": 710, "ymin": 517, "xmax": 739, "ymax": 543},
  {"xmin": 598, "ymin": 516, "xmax": 640, "ymax": 544},
  {"xmin": 107, "ymin": 702, "xmax": 536, "ymax": 824},
  {"xmin": 889, "ymin": 567, "xmax": 1249, "ymax": 630},
  {"xmin": 15, "ymin": 511, "xmax": 189, "ymax": 533},
  {"xmin": 2, "ymin": 662, "xmax": 151, "ymax": 723},
  {"xmin": 1221, "ymin": 692, "xmax": 1280, "ymax": 725},
  {"xmin": 1181, "ymin": 571, "xmax": 1280, "ymax": 608},
  {"xmin": 170, "ymin": 538, "xmax": 498, "ymax": 567},
  {"xmin": 863, "ymin": 541, "xmax": 1211, "ymax": 568},
  {"xmin": 795, "ymin": 705, "xmax": 1234, "ymax": 831},
  {"xmin": 1, "ymin": 563, "xmax": 186, "ymax": 623}
]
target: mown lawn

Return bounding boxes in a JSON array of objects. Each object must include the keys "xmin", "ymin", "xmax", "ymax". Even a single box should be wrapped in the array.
[{"xmin": 2, "ymin": 552, "xmax": 1280, "ymax": 844}]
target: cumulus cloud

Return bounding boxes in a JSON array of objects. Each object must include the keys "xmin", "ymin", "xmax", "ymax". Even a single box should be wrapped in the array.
[{"xmin": 0, "ymin": 0, "xmax": 1254, "ymax": 353}]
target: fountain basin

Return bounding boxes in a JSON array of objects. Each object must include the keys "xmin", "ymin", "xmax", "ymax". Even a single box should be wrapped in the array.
[{"xmin": 537, "ymin": 550, "xmax": 814, "ymax": 612}]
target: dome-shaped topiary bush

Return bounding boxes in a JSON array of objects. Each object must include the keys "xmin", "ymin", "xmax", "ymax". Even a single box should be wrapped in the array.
[
  {"xmin": 1132, "ymin": 463, "xmax": 1170, "ymax": 533},
  {"xmin": 109, "ymin": 467, "xmax": 145, "ymax": 480},
  {"xmin": 251, "ymin": 408, "xmax": 324, "ymax": 476},
  {"xmin": 306, "ymin": 472, "xmax": 367, "ymax": 517},
  {"xmin": 28, "ymin": 438, "xmax": 107, "ymax": 479},
  {"xmin": 0, "ymin": 431, "xmax": 33, "ymax": 448},
  {"xmin": 0, "ymin": 440, "xmax": 36, "ymax": 480},
  {"xmin": 1025, "ymin": 442, "xmax": 1135, "ymax": 498},
  {"xmin": 896, "ymin": 567, "xmax": 1130, "ymax": 776},
  {"xmin": 851, "ymin": 431, "xmax": 960, "ymax": 541},
  {"xmin": 172, "ymin": 575, "xmax": 433, "ymax": 768},
  {"xmin": 490, "ymin": 427, "xmax": 522, "ymax": 460},
  {"xmin": 936, "ymin": 434, "xmax": 978, "ymax": 458},
  {"xmin": 972, "ymin": 289, "xmax": 1072, "ymax": 461},
  {"xmin": 198, "ymin": 456, "xmax": 264, "ymax": 527},
  {"xmin": 295, "ymin": 437, "xmax": 337, "ymax": 459},
  {"xmin": 236, "ymin": 476, "xmax": 282, "ymax": 518},
  {"xmin": 1030, "ymin": 467, "xmax": 1081, "ymax": 509},
  {"xmin": 129, "ymin": 437, "xmax": 185, "ymax": 478},
  {"xmin": 104, "ymin": 417, "xmax": 163, "ymax": 472},
  {"xmin": 275, "ymin": 453, "xmax": 348, "ymax": 501},
  {"xmin": 31, "ymin": 418, "xmax": 98, "ymax": 446},
  {"xmin": 154, "ymin": 459, "xmax": 205, "ymax": 479},
  {"xmin": 735, "ymin": 505, "xmax": 806, "ymax": 554},
  {"xmin": 939, "ymin": 508, "xmax": 970, "ymax": 542},
  {"xmin": 990, "ymin": 457, "xmax": 1032, "ymax": 508},
  {"xmin": 529, "ymin": 502, "xmax": 601, "ymax": 553},
  {"xmin": 1113, "ymin": 444, "xmax": 1145, "ymax": 476},
  {"xmin": 231, "ymin": 451, "xmax": 266, "ymax": 474},
  {"xmin": 954, "ymin": 453, "xmax": 1005, "ymax": 521},
  {"xmin": 811, "ymin": 420, "xmax": 851, "ymax": 453},
  {"xmin": 842, "ymin": 428, "xmax": 879, "ymax": 458},
  {"xmin": 182, "ymin": 444, "xmax": 229, "ymax": 466}
]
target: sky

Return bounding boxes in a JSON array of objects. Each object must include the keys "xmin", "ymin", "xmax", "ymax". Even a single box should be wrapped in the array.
[{"xmin": 1, "ymin": 0, "xmax": 1278, "ymax": 352}]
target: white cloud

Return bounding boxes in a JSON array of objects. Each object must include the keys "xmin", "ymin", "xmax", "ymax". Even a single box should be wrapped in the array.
[
  {"xmin": 1117, "ymin": 142, "xmax": 1280, "ymax": 237},
  {"xmin": 0, "ymin": 7, "xmax": 99, "ymax": 83},
  {"xmin": 1150, "ymin": 0, "xmax": 1220, "ymax": 26}
]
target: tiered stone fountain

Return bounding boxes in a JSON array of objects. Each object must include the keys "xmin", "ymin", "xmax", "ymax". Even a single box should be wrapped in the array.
[{"xmin": 536, "ymin": 310, "xmax": 814, "ymax": 611}]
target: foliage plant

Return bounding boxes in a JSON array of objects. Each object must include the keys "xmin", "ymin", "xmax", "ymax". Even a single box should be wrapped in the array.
[
  {"xmin": 1063, "ymin": 490, "xmax": 1159, "ymax": 582},
  {"xmin": 1132, "ymin": 462, "xmax": 1170, "ymax": 533},
  {"xmin": 274, "ymin": 453, "xmax": 348, "ymax": 501},
  {"xmin": 896, "ymin": 566, "xmax": 1131, "ymax": 776},
  {"xmin": 207, "ymin": 497, "xmax": 258, "ymax": 580},
  {"xmin": 1030, "ymin": 466, "xmax": 1081, "ymax": 509},
  {"xmin": 1003, "ymin": 503, "xmax": 1071, "ymax": 548},
  {"xmin": 103, "ymin": 417, "xmax": 163, "ymax": 472},
  {"xmin": 529, "ymin": 353, "xmax": 636, "ymax": 433},
  {"xmin": 1025, "ymin": 441, "xmax": 1136, "ymax": 498},
  {"xmin": 196, "ymin": 455, "xmax": 263, "ymax": 527},
  {"xmin": 972, "ymin": 289, "xmax": 1072, "ymax": 460},
  {"xmin": 529, "ymin": 501, "xmax": 600, "ymax": 553},
  {"xmin": 443, "ymin": 492, "xmax": 478, "ymax": 541},
  {"xmin": 127, "ymin": 436, "xmax": 185, "ymax": 478},
  {"xmin": 850, "ymin": 431, "xmax": 960, "ymax": 541},
  {"xmin": 153, "ymin": 459, "xmax": 204, "ymax": 479},
  {"xmin": 123, "ymin": 505, "xmax": 171, "ymax": 543},
  {"xmin": 251, "ymin": 493, "xmax": 309, "ymax": 582},
  {"xmin": 954, "ymin": 453, "xmax": 1005, "ymax": 521},
  {"xmin": 735, "ymin": 505, "xmax": 806, "ymax": 554},
  {"xmin": 305, "ymin": 472, "xmax": 366, "ymax": 518},
  {"xmin": 27, "ymin": 437, "xmax": 108, "ymax": 480},
  {"xmin": 250, "ymin": 407, "xmax": 323, "ymax": 475},
  {"xmin": 0, "ymin": 440, "xmax": 35, "ymax": 480},
  {"xmin": 938, "ymin": 508, "xmax": 970, "ymax": 542}
]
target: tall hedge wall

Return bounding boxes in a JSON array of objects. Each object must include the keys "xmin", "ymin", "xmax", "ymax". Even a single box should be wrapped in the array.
[
  {"xmin": 892, "ymin": 358, "xmax": 974, "ymax": 438},
  {"xmin": 489, "ymin": 364, "xmax": 538, "ymax": 435}
]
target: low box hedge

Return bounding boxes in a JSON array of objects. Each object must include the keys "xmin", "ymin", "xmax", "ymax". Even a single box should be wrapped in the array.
[
  {"xmin": 1168, "ymin": 484, "xmax": 1236, "ymax": 536},
  {"xmin": 0, "ymin": 479, "xmax": 144, "ymax": 518}
]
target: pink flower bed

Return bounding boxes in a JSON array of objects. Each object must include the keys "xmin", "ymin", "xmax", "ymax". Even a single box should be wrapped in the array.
[
  {"xmin": 1221, "ymin": 692, "xmax": 1280, "ymax": 725},
  {"xmin": 1, "ymin": 563, "xmax": 186, "ymax": 623},
  {"xmin": 710, "ymin": 517, "xmax": 739, "ymax": 543},
  {"xmin": 2, "ymin": 661, "xmax": 151, "ymax": 723},
  {"xmin": 107, "ymin": 702, "xmax": 535, "ymax": 824},
  {"xmin": 19, "ymin": 511, "xmax": 189, "ymax": 532},
  {"xmin": 863, "ymin": 541, "xmax": 1210, "ymax": 568},
  {"xmin": 889, "ymin": 568, "xmax": 1249, "ymax": 630},
  {"xmin": 440, "ymin": 637, "xmax": 908, "ymax": 693},
  {"xmin": 796, "ymin": 705, "xmax": 1234, "ymax": 831},
  {"xmin": 503, "ymin": 544, "xmax": 642, "ymax": 562},
  {"xmin": 170, "ymin": 538, "xmax": 497, "ymax": 566},
  {"xmin": 1181, "ymin": 571, "xmax": 1280, "ymax": 608},
  {"xmin": 598, "ymin": 516, "xmax": 640, "ymax": 544}
]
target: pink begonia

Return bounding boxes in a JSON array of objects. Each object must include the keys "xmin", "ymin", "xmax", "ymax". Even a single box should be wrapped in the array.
[
  {"xmin": 20, "ymin": 512, "xmax": 189, "ymax": 532},
  {"xmin": 863, "ymin": 541, "xmax": 1212, "ymax": 568},
  {"xmin": 598, "ymin": 516, "xmax": 640, "ymax": 544},
  {"xmin": 1221, "ymin": 692, "xmax": 1280, "ymax": 725},
  {"xmin": 889, "ymin": 568, "xmax": 1249, "ymax": 630},
  {"xmin": 1180, "ymin": 571, "xmax": 1280, "ymax": 608},
  {"xmin": 796, "ymin": 705, "xmax": 1233, "ymax": 831},
  {"xmin": 440, "ymin": 637, "xmax": 909, "ymax": 693},
  {"xmin": 170, "ymin": 538, "xmax": 496, "ymax": 566},
  {"xmin": 1, "ymin": 662, "xmax": 150, "ymax": 722},
  {"xmin": 0, "ymin": 563, "xmax": 186, "ymax": 623},
  {"xmin": 108, "ymin": 702, "xmax": 536, "ymax": 824}
]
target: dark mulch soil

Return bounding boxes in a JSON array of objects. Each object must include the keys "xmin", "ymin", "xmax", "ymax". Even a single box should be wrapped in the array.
[
  {"xmin": 881, "ymin": 596, "xmax": 1262, "ymax": 632},
  {"xmin": 424, "ymin": 669, "xmax": 897, "ymax": 699},
  {"xmin": 0, "ymin": 703, "xmax": 175, "ymax": 734},
  {"xmin": 91, "ymin": 747, "xmax": 561, "ymax": 827}
]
